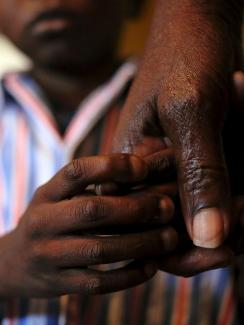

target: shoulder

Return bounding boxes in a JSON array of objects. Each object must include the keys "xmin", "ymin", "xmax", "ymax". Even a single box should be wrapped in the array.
[{"xmin": 0, "ymin": 72, "xmax": 34, "ymax": 113}]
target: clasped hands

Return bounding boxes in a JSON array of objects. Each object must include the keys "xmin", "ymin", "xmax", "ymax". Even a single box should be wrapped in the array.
[
  {"xmin": 2, "ymin": 117, "xmax": 242, "ymax": 298},
  {"xmin": 2, "ymin": 68, "xmax": 244, "ymax": 298}
]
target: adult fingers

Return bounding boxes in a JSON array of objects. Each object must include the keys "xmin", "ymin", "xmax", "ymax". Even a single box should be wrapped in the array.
[
  {"xmin": 158, "ymin": 246, "xmax": 234, "ymax": 277},
  {"xmin": 138, "ymin": 183, "xmax": 178, "ymax": 197},
  {"xmin": 33, "ymin": 154, "xmax": 147, "ymax": 202},
  {"xmin": 97, "ymin": 148, "xmax": 176, "ymax": 195},
  {"xmin": 55, "ymin": 261, "xmax": 157, "ymax": 295},
  {"xmin": 144, "ymin": 148, "xmax": 176, "ymax": 183},
  {"xmin": 43, "ymin": 228, "xmax": 178, "ymax": 267}
]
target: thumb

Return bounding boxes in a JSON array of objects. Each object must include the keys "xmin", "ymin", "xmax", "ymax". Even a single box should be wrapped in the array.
[
  {"xmin": 162, "ymin": 102, "xmax": 231, "ymax": 249},
  {"xmin": 178, "ymin": 138, "xmax": 230, "ymax": 248}
]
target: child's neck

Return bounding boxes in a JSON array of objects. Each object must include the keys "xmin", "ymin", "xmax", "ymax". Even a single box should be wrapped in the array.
[{"xmin": 30, "ymin": 59, "xmax": 120, "ymax": 114}]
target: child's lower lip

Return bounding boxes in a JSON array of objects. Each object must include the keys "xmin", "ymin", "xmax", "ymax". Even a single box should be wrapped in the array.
[{"xmin": 31, "ymin": 19, "xmax": 72, "ymax": 36}]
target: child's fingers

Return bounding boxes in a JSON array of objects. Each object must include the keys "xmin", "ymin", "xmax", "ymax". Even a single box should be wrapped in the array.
[{"xmin": 33, "ymin": 154, "xmax": 147, "ymax": 202}]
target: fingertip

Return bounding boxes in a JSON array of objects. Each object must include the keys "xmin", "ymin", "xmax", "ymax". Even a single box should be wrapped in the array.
[
  {"xmin": 160, "ymin": 228, "xmax": 178, "ymax": 251},
  {"xmin": 159, "ymin": 196, "xmax": 175, "ymax": 223}
]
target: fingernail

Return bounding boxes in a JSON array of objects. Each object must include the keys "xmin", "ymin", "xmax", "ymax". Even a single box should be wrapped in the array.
[
  {"xmin": 130, "ymin": 156, "xmax": 148, "ymax": 181},
  {"xmin": 163, "ymin": 137, "xmax": 172, "ymax": 147},
  {"xmin": 95, "ymin": 183, "xmax": 120, "ymax": 196},
  {"xmin": 160, "ymin": 197, "xmax": 175, "ymax": 223},
  {"xmin": 144, "ymin": 263, "xmax": 157, "ymax": 277},
  {"xmin": 193, "ymin": 208, "xmax": 225, "ymax": 248},
  {"xmin": 95, "ymin": 185, "xmax": 102, "ymax": 196}
]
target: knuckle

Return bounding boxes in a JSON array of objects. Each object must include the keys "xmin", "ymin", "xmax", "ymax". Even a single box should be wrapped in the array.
[
  {"xmin": 180, "ymin": 159, "xmax": 225, "ymax": 195},
  {"xmin": 82, "ymin": 277, "xmax": 102, "ymax": 294},
  {"xmin": 69, "ymin": 204, "xmax": 81, "ymax": 221},
  {"xmin": 79, "ymin": 241, "xmax": 103, "ymax": 262},
  {"xmin": 159, "ymin": 91, "xmax": 205, "ymax": 137},
  {"xmin": 82, "ymin": 199, "xmax": 104, "ymax": 223},
  {"xmin": 25, "ymin": 211, "xmax": 43, "ymax": 238},
  {"xmin": 150, "ymin": 154, "xmax": 174, "ymax": 176},
  {"xmin": 68, "ymin": 199, "xmax": 103, "ymax": 225},
  {"xmin": 28, "ymin": 243, "xmax": 47, "ymax": 267},
  {"xmin": 108, "ymin": 153, "xmax": 136, "ymax": 181},
  {"xmin": 33, "ymin": 185, "xmax": 46, "ymax": 202},
  {"xmin": 89, "ymin": 242, "xmax": 103, "ymax": 260},
  {"xmin": 63, "ymin": 159, "xmax": 87, "ymax": 181},
  {"xmin": 109, "ymin": 153, "xmax": 130, "ymax": 170},
  {"xmin": 161, "ymin": 92, "xmax": 199, "ymax": 119}
]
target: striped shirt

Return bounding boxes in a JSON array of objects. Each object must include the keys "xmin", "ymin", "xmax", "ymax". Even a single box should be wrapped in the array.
[{"xmin": 0, "ymin": 61, "xmax": 240, "ymax": 324}]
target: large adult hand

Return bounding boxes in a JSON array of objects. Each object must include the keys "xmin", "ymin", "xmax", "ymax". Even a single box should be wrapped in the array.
[
  {"xmin": 113, "ymin": 0, "xmax": 243, "ymax": 248},
  {"xmin": 146, "ymin": 71, "xmax": 244, "ymax": 277},
  {"xmin": 130, "ymin": 145, "xmax": 243, "ymax": 278},
  {"xmin": 0, "ymin": 154, "xmax": 178, "ymax": 298}
]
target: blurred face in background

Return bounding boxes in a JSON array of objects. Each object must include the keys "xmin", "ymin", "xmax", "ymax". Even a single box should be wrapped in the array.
[{"xmin": 0, "ymin": 0, "xmax": 142, "ymax": 71}]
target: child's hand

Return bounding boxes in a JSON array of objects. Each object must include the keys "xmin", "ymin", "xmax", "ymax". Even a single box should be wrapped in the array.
[{"xmin": 0, "ymin": 154, "xmax": 178, "ymax": 298}]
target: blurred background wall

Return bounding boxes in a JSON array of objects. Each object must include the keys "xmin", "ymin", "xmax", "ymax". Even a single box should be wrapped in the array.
[
  {"xmin": 0, "ymin": 0, "xmax": 155, "ymax": 76},
  {"xmin": 119, "ymin": 0, "xmax": 155, "ymax": 57},
  {"xmin": 0, "ymin": 34, "xmax": 31, "ymax": 76}
]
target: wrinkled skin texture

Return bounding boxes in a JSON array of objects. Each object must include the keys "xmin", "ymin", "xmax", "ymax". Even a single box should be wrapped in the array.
[
  {"xmin": 138, "ymin": 72, "xmax": 244, "ymax": 277},
  {"xmin": 0, "ymin": 154, "xmax": 179, "ymax": 298},
  {"xmin": 144, "ymin": 143, "xmax": 244, "ymax": 277},
  {"xmin": 113, "ymin": 0, "xmax": 244, "ymax": 249}
]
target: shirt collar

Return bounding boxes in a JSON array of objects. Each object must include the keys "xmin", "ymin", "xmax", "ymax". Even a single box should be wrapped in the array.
[{"xmin": 2, "ymin": 60, "xmax": 137, "ymax": 155}]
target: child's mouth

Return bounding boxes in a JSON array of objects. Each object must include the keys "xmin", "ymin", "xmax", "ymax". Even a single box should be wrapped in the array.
[
  {"xmin": 31, "ymin": 18, "xmax": 72, "ymax": 36},
  {"xmin": 27, "ymin": 9, "xmax": 76, "ymax": 38}
]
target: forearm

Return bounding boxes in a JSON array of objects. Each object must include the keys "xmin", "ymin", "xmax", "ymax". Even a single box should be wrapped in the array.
[{"xmin": 155, "ymin": 0, "xmax": 243, "ymax": 24}]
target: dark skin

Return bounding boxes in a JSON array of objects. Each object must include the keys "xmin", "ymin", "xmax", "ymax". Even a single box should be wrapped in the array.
[
  {"xmin": 0, "ymin": 0, "xmax": 242, "ymax": 298},
  {"xmin": 113, "ymin": 0, "xmax": 244, "ymax": 249},
  {"xmin": 0, "ymin": 0, "xmax": 180, "ymax": 297},
  {"xmin": 100, "ymin": 71, "xmax": 244, "ymax": 277},
  {"xmin": 0, "ymin": 154, "xmax": 179, "ymax": 297},
  {"xmin": 130, "ymin": 72, "xmax": 244, "ymax": 277},
  {"xmin": 0, "ymin": 0, "xmax": 143, "ymax": 129},
  {"xmin": 144, "ymin": 144, "xmax": 244, "ymax": 277}
]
